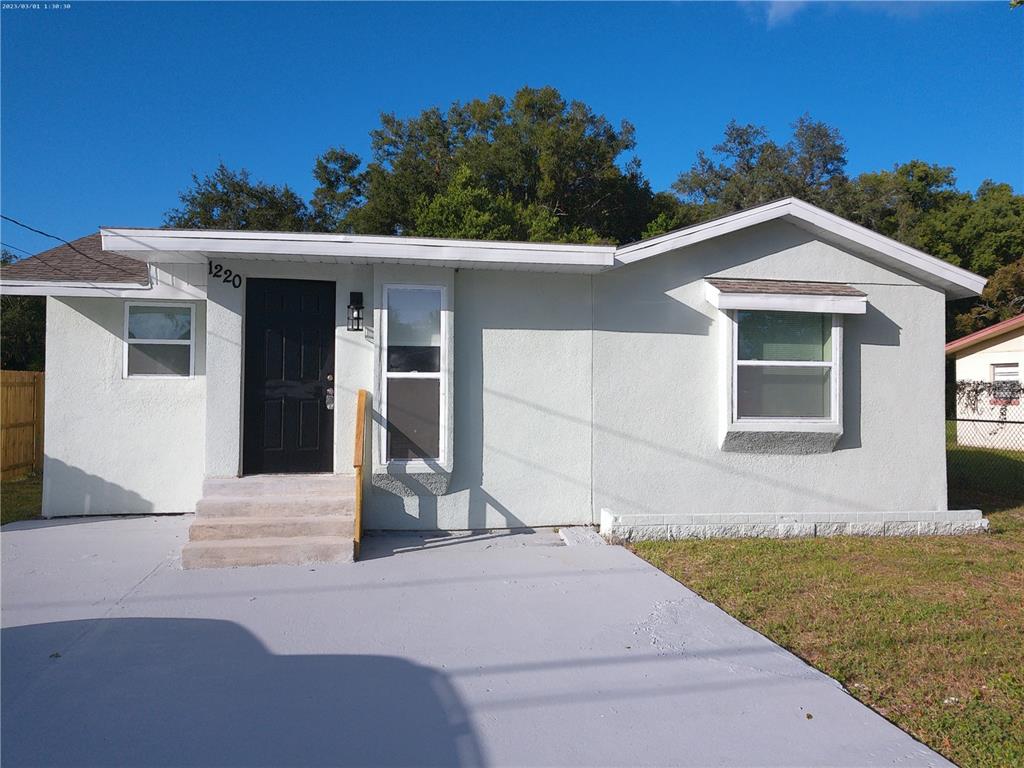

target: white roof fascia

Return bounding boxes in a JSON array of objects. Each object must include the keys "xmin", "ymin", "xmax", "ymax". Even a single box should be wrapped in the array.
[
  {"xmin": 703, "ymin": 281, "xmax": 867, "ymax": 315},
  {"xmin": 617, "ymin": 198, "xmax": 986, "ymax": 299},
  {"xmin": 102, "ymin": 229, "xmax": 616, "ymax": 272},
  {"xmin": 0, "ymin": 281, "xmax": 204, "ymax": 299}
]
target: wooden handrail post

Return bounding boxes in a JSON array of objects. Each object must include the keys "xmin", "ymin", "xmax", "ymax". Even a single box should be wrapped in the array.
[{"xmin": 352, "ymin": 389, "xmax": 368, "ymax": 559}]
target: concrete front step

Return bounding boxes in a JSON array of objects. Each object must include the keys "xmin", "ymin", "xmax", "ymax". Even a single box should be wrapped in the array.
[
  {"xmin": 203, "ymin": 474, "xmax": 355, "ymax": 498},
  {"xmin": 181, "ymin": 536, "xmax": 354, "ymax": 569},
  {"xmin": 196, "ymin": 495, "xmax": 355, "ymax": 518},
  {"xmin": 189, "ymin": 515, "xmax": 354, "ymax": 541}
]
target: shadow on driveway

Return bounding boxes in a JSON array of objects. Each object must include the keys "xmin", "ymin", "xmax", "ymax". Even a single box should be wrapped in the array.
[{"xmin": 2, "ymin": 618, "xmax": 485, "ymax": 767}]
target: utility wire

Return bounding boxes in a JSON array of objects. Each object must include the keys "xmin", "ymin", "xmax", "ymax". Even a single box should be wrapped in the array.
[
  {"xmin": 1, "ymin": 241, "xmax": 33, "ymax": 256},
  {"xmin": 0, "ymin": 214, "xmax": 140, "ymax": 276}
]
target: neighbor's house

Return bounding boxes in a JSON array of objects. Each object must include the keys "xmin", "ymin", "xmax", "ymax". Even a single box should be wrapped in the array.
[
  {"xmin": 946, "ymin": 312, "xmax": 1024, "ymax": 450},
  {"xmin": 0, "ymin": 199, "xmax": 990, "ymax": 561}
]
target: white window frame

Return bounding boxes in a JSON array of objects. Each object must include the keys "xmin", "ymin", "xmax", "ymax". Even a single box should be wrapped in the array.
[
  {"xmin": 991, "ymin": 362, "xmax": 1021, "ymax": 401},
  {"xmin": 729, "ymin": 310, "xmax": 843, "ymax": 432},
  {"xmin": 379, "ymin": 284, "xmax": 448, "ymax": 468},
  {"xmin": 992, "ymin": 363, "xmax": 1020, "ymax": 382},
  {"xmin": 123, "ymin": 301, "xmax": 196, "ymax": 379}
]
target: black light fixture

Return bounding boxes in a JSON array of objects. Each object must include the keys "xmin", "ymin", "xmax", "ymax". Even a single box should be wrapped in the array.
[{"xmin": 347, "ymin": 292, "xmax": 364, "ymax": 332}]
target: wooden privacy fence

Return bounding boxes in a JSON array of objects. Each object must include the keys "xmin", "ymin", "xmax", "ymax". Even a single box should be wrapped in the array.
[{"xmin": 1, "ymin": 371, "xmax": 44, "ymax": 480}]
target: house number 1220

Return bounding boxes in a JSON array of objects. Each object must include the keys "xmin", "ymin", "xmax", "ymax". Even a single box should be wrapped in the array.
[{"xmin": 208, "ymin": 262, "xmax": 242, "ymax": 289}]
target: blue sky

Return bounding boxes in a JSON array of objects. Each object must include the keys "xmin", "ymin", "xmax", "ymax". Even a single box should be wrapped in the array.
[{"xmin": 1, "ymin": 1, "xmax": 1021, "ymax": 254}]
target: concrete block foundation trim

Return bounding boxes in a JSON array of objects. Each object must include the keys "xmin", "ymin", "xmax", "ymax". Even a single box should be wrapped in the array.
[{"xmin": 599, "ymin": 508, "xmax": 989, "ymax": 541}]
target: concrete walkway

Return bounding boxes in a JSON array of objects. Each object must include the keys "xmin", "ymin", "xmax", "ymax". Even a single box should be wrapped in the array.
[{"xmin": 2, "ymin": 516, "xmax": 952, "ymax": 767}]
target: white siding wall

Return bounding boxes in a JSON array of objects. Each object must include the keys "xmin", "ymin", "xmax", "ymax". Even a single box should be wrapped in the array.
[
  {"xmin": 42, "ymin": 297, "xmax": 207, "ymax": 516},
  {"xmin": 953, "ymin": 328, "xmax": 1024, "ymax": 448},
  {"xmin": 38, "ymin": 220, "xmax": 956, "ymax": 525},
  {"xmin": 592, "ymin": 220, "xmax": 949, "ymax": 519},
  {"xmin": 364, "ymin": 268, "xmax": 594, "ymax": 529}
]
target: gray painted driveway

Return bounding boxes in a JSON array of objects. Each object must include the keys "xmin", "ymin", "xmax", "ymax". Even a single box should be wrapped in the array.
[{"xmin": 2, "ymin": 517, "xmax": 951, "ymax": 767}]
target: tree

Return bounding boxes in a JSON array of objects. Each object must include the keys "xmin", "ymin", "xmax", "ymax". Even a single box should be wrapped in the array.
[
  {"xmin": 165, "ymin": 163, "xmax": 311, "ymax": 231},
  {"xmin": 955, "ymin": 258, "xmax": 1024, "ymax": 334},
  {"xmin": 410, "ymin": 165, "xmax": 522, "ymax": 240},
  {"xmin": 310, "ymin": 148, "xmax": 365, "ymax": 231},
  {"xmin": 673, "ymin": 114, "xmax": 850, "ymax": 214},
  {"xmin": 316, "ymin": 86, "xmax": 657, "ymax": 243},
  {"xmin": 845, "ymin": 161, "xmax": 966, "ymax": 248},
  {"xmin": 0, "ymin": 249, "xmax": 45, "ymax": 371}
]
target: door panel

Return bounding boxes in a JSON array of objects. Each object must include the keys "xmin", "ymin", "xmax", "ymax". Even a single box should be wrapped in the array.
[{"xmin": 243, "ymin": 279, "xmax": 335, "ymax": 474}]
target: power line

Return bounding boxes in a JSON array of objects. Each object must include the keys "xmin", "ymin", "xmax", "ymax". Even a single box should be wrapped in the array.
[
  {"xmin": 0, "ymin": 213, "xmax": 140, "ymax": 277},
  {"xmin": 1, "ymin": 214, "xmax": 90, "ymax": 252},
  {"xmin": 0, "ymin": 241, "xmax": 33, "ymax": 256}
]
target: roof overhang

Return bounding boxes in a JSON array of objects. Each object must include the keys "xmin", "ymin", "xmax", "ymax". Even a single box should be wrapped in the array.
[
  {"xmin": 945, "ymin": 313, "xmax": 1024, "ymax": 356},
  {"xmin": 617, "ymin": 198, "xmax": 986, "ymax": 300},
  {"xmin": 100, "ymin": 228, "xmax": 616, "ymax": 274},
  {"xmin": 703, "ymin": 278, "xmax": 868, "ymax": 315}
]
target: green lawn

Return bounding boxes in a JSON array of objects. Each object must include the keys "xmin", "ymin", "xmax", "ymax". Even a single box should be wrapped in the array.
[
  {"xmin": 632, "ymin": 487, "xmax": 1024, "ymax": 768},
  {"xmin": 1, "ymin": 475, "xmax": 42, "ymax": 526},
  {"xmin": 946, "ymin": 420, "xmax": 1024, "ymax": 501}
]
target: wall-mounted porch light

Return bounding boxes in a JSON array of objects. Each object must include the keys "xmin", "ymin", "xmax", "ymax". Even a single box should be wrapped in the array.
[{"xmin": 347, "ymin": 292, "xmax": 364, "ymax": 332}]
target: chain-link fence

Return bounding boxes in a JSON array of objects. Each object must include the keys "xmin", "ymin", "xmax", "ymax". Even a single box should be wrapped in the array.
[{"xmin": 947, "ymin": 419, "xmax": 1024, "ymax": 504}]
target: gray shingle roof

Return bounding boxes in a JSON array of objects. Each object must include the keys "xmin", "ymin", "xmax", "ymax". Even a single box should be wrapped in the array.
[
  {"xmin": 1, "ymin": 233, "xmax": 149, "ymax": 284},
  {"xmin": 706, "ymin": 278, "xmax": 866, "ymax": 297}
]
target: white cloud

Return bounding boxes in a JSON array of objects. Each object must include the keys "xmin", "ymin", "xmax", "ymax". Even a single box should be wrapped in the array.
[
  {"xmin": 765, "ymin": 1, "xmax": 811, "ymax": 28},
  {"xmin": 755, "ymin": 1, "xmax": 945, "ymax": 30}
]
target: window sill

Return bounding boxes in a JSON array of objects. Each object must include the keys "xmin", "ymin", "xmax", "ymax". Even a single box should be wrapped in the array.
[
  {"xmin": 722, "ymin": 420, "xmax": 842, "ymax": 454},
  {"xmin": 371, "ymin": 460, "xmax": 452, "ymax": 497}
]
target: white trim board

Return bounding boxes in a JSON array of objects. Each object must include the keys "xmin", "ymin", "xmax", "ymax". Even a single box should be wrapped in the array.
[
  {"xmin": 8, "ymin": 197, "xmax": 984, "ymax": 297},
  {"xmin": 617, "ymin": 198, "xmax": 985, "ymax": 299},
  {"xmin": 101, "ymin": 229, "xmax": 616, "ymax": 273},
  {"xmin": 703, "ymin": 281, "xmax": 867, "ymax": 314}
]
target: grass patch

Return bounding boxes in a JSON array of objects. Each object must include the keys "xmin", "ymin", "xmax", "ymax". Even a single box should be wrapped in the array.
[
  {"xmin": 946, "ymin": 420, "xmax": 1024, "ymax": 501},
  {"xmin": 631, "ymin": 502, "xmax": 1024, "ymax": 768},
  {"xmin": 1, "ymin": 475, "xmax": 42, "ymax": 526}
]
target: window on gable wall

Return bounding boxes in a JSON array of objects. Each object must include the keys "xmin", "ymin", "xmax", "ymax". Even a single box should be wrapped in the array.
[
  {"xmin": 734, "ymin": 310, "xmax": 840, "ymax": 421},
  {"xmin": 124, "ymin": 303, "xmax": 195, "ymax": 377},
  {"xmin": 382, "ymin": 286, "xmax": 446, "ymax": 462},
  {"xmin": 992, "ymin": 363, "xmax": 1020, "ymax": 401}
]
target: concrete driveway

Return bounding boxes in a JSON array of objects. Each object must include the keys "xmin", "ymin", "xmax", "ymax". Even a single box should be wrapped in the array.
[{"xmin": 2, "ymin": 516, "xmax": 951, "ymax": 767}]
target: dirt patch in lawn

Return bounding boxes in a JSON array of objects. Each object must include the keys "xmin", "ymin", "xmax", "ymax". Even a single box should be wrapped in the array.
[{"xmin": 631, "ymin": 501, "xmax": 1024, "ymax": 768}]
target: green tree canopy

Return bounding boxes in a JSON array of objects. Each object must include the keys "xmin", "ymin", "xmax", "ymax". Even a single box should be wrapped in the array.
[
  {"xmin": 165, "ymin": 163, "xmax": 311, "ymax": 231},
  {"xmin": 673, "ymin": 114, "xmax": 850, "ymax": 214},
  {"xmin": 0, "ymin": 249, "xmax": 46, "ymax": 371},
  {"xmin": 312, "ymin": 86, "xmax": 656, "ymax": 243},
  {"xmin": 163, "ymin": 91, "xmax": 1022, "ymax": 339}
]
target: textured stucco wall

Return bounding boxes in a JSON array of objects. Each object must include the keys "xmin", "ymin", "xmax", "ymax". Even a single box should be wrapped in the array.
[
  {"xmin": 204, "ymin": 259, "xmax": 374, "ymax": 478},
  {"xmin": 42, "ymin": 297, "xmax": 207, "ymax": 516},
  {"xmin": 40, "ymin": 218, "xmax": 954, "ymax": 528},
  {"xmin": 592, "ymin": 220, "xmax": 949, "ymax": 521},
  {"xmin": 364, "ymin": 268, "xmax": 594, "ymax": 529}
]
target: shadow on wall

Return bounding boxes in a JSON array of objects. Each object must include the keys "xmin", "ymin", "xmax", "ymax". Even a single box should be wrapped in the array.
[
  {"xmin": 836, "ymin": 303, "xmax": 902, "ymax": 451},
  {"xmin": 1, "ymin": 618, "xmax": 486, "ymax": 768},
  {"xmin": 41, "ymin": 457, "xmax": 154, "ymax": 517}
]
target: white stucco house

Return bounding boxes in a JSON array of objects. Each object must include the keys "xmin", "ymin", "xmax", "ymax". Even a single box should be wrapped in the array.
[
  {"xmin": 0, "ymin": 198, "xmax": 991, "ymax": 564},
  {"xmin": 946, "ymin": 312, "xmax": 1024, "ymax": 450}
]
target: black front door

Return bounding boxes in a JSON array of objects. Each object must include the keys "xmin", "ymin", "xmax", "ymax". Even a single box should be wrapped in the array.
[{"xmin": 243, "ymin": 279, "xmax": 335, "ymax": 474}]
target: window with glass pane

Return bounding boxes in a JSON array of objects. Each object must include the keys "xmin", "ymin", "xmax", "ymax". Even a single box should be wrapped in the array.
[
  {"xmin": 735, "ymin": 311, "xmax": 834, "ymax": 419},
  {"xmin": 125, "ymin": 304, "xmax": 194, "ymax": 377},
  {"xmin": 384, "ymin": 287, "xmax": 444, "ymax": 460}
]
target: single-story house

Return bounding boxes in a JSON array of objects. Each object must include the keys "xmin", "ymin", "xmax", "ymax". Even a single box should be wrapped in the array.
[
  {"xmin": 0, "ymin": 198, "xmax": 990, "ymax": 564},
  {"xmin": 946, "ymin": 312, "xmax": 1024, "ymax": 450}
]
